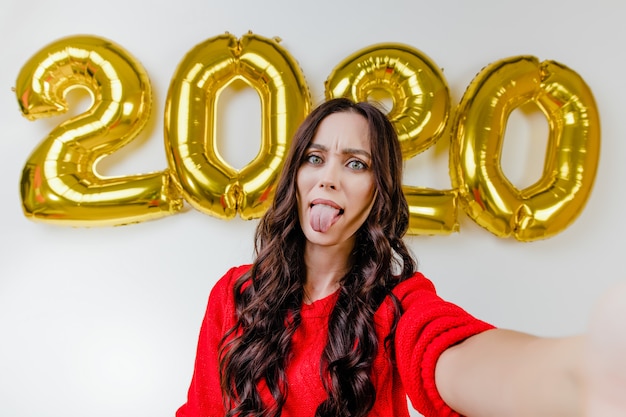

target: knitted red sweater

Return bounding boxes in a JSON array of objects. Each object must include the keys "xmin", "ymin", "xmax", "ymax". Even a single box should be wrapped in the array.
[{"xmin": 176, "ymin": 265, "xmax": 494, "ymax": 417}]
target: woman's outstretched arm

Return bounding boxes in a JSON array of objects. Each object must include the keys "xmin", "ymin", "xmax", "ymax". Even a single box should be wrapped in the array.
[
  {"xmin": 435, "ymin": 328, "xmax": 584, "ymax": 417},
  {"xmin": 434, "ymin": 281, "xmax": 626, "ymax": 417}
]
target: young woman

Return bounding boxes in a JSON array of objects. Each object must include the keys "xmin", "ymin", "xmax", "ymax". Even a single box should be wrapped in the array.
[{"xmin": 176, "ymin": 98, "xmax": 624, "ymax": 417}]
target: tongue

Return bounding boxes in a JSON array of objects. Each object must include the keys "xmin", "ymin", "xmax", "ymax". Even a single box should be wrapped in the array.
[{"xmin": 310, "ymin": 204, "xmax": 341, "ymax": 233}]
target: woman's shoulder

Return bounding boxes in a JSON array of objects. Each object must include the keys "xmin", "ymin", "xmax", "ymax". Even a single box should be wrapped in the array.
[
  {"xmin": 219, "ymin": 264, "xmax": 252, "ymax": 283},
  {"xmin": 392, "ymin": 271, "xmax": 438, "ymax": 300},
  {"xmin": 203, "ymin": 264, "xmax": 252, "ymax": 323},
  {"xmin": 216, "ymin": 263, "xmax": 252, "ymax": 284},
  {"xmin": 375, "ymin": 271, "xmax": 438, "ymax": 322},
  {"xmin": 210, "ymin": 264, "xmax": 252, "ymax": 299}
]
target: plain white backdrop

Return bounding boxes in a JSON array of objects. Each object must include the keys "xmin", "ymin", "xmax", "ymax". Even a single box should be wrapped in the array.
[{"xmin": 1, "ymin": 1, "xmax": 624, "ymax": 416}]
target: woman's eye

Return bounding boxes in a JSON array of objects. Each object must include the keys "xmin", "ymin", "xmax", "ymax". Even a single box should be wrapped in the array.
[
  {"xmin": 306, "ymin": 154, "xmax": 323, "ymax": 165},
  {"xmin": 348, "ymin": 160, "xmax": 367, "ymax": 170}
]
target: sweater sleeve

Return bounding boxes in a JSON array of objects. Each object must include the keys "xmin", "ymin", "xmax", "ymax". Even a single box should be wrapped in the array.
[
  {"xmin": 393, "ymin": 272, "xmax": 495, "ymax": 417},
  {"xmin": 176, "ymin": 265, "xmax": 251, "ymax": 417}
]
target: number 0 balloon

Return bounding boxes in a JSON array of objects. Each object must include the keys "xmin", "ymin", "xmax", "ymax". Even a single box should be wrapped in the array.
[
  {"xmin": 164, "ymin": 32, "xmax": 311, "ymax": 220},
  {"xmin": 450, "ymin": 56, "xmax": 600, "ymax": 241}
]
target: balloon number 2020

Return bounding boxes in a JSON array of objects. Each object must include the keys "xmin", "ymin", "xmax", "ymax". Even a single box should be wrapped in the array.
[{"xmin": 15, "ymin": 33, "xmax": 600, "ymax": 241}]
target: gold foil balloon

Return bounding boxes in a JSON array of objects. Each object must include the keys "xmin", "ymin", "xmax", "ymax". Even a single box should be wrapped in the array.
[
  {"xmin": 450, "ymin": 56, "xmax": 600, "ymax": 241},
  {"xmin": 15, "ymin": 34, "xmax": 182, "ymax": 226},
  {"xmin": 164, "ymin": 32, "xmax": 311, "ymax": 220},
  {"xmin": 325, "ymin": 43, "xmax": 450, "ymax": 158},
  {"xmin": 14, "ymin": 34, "xmax": 599, "ymax": 238},
  {"xmin": 405, "ymin": 187, "xmax": 459, "ymax": 235},
  {"xmin": 325, "ymin": 43, "xmax": 457, "ymax": 235}
]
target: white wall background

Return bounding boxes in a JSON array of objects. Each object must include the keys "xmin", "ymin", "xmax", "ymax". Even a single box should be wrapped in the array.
[{"xmin": 1, "ymin": 1, "xmax": 623, "ymax": 416}]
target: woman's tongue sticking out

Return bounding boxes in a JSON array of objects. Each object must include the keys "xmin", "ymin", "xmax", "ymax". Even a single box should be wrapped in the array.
[{"xmin": 310, "ymin": 204, "xmax": 342, "ymax": 233}]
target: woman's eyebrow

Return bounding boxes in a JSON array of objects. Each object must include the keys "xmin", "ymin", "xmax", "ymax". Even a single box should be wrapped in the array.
[
  {"xmin": 307, "ymin": 143, "xmax": 327, "ymax": 152},
  {"xmin": 307, "ymin": 143, "xmax": 371, "ymax": 159},
  {"xmin": 343, "ymin": 148, "xmax": 372, "ymax": 160}
]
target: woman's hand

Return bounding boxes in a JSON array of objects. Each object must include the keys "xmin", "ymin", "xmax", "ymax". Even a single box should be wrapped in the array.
[{"xmin": 586, "ymin": 281, "xmax": 626, "ymax": 416}]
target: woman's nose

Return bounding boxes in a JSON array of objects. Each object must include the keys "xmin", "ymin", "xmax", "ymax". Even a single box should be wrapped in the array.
[
  {"xmin": 319, "ymin": 181, "xmax": 336, "ymax": 190},
  {"xmin": 319, "ymin": 162, "xmax": 339, "ymax": 190}
]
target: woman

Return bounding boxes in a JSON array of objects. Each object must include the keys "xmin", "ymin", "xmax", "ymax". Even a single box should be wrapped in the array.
[{"xmin": 176, "ymin": 98, "xmax": 618, "ymax": 417}]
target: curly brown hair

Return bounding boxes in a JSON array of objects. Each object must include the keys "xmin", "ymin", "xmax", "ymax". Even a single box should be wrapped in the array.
[{"xmin": 219, "ymin": 98, "xmax": 417, "ymax": 417}]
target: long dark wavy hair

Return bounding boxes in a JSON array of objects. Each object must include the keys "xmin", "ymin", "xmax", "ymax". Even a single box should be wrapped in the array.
[{"xmin": 219, "ymin": 98, "xmax": 417, "ymax": 417}]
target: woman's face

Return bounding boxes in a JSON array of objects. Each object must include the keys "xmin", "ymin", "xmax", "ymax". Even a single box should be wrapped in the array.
[{"xmin": 296, "ymin": 111, "xmax": 377, "ymax": 249}]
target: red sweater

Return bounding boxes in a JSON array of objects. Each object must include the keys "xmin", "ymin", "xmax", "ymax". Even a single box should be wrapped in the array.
[{"xmin": 177, "ymin": 265, "xmax": 494, "ymax": 417}]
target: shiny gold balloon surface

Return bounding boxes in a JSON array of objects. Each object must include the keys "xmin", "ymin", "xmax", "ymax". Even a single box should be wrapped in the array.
[
  {"xmin": 16, "ymin": 34, "xmax": 182, "ymax": 226},
  {"xmin": 450, "ymin": 56, "xmax": 600, "ymax": 241},
  {"xmin": 14, "ymin": 35, "xmax": 598, "ymax": 238},
  {"xmin": 404, "ymin": 186, "xmax": 459, "ymax": 235},
  {"xmin": 164, "ymin": 32, "xmax": 311, "ymax": 220}
]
